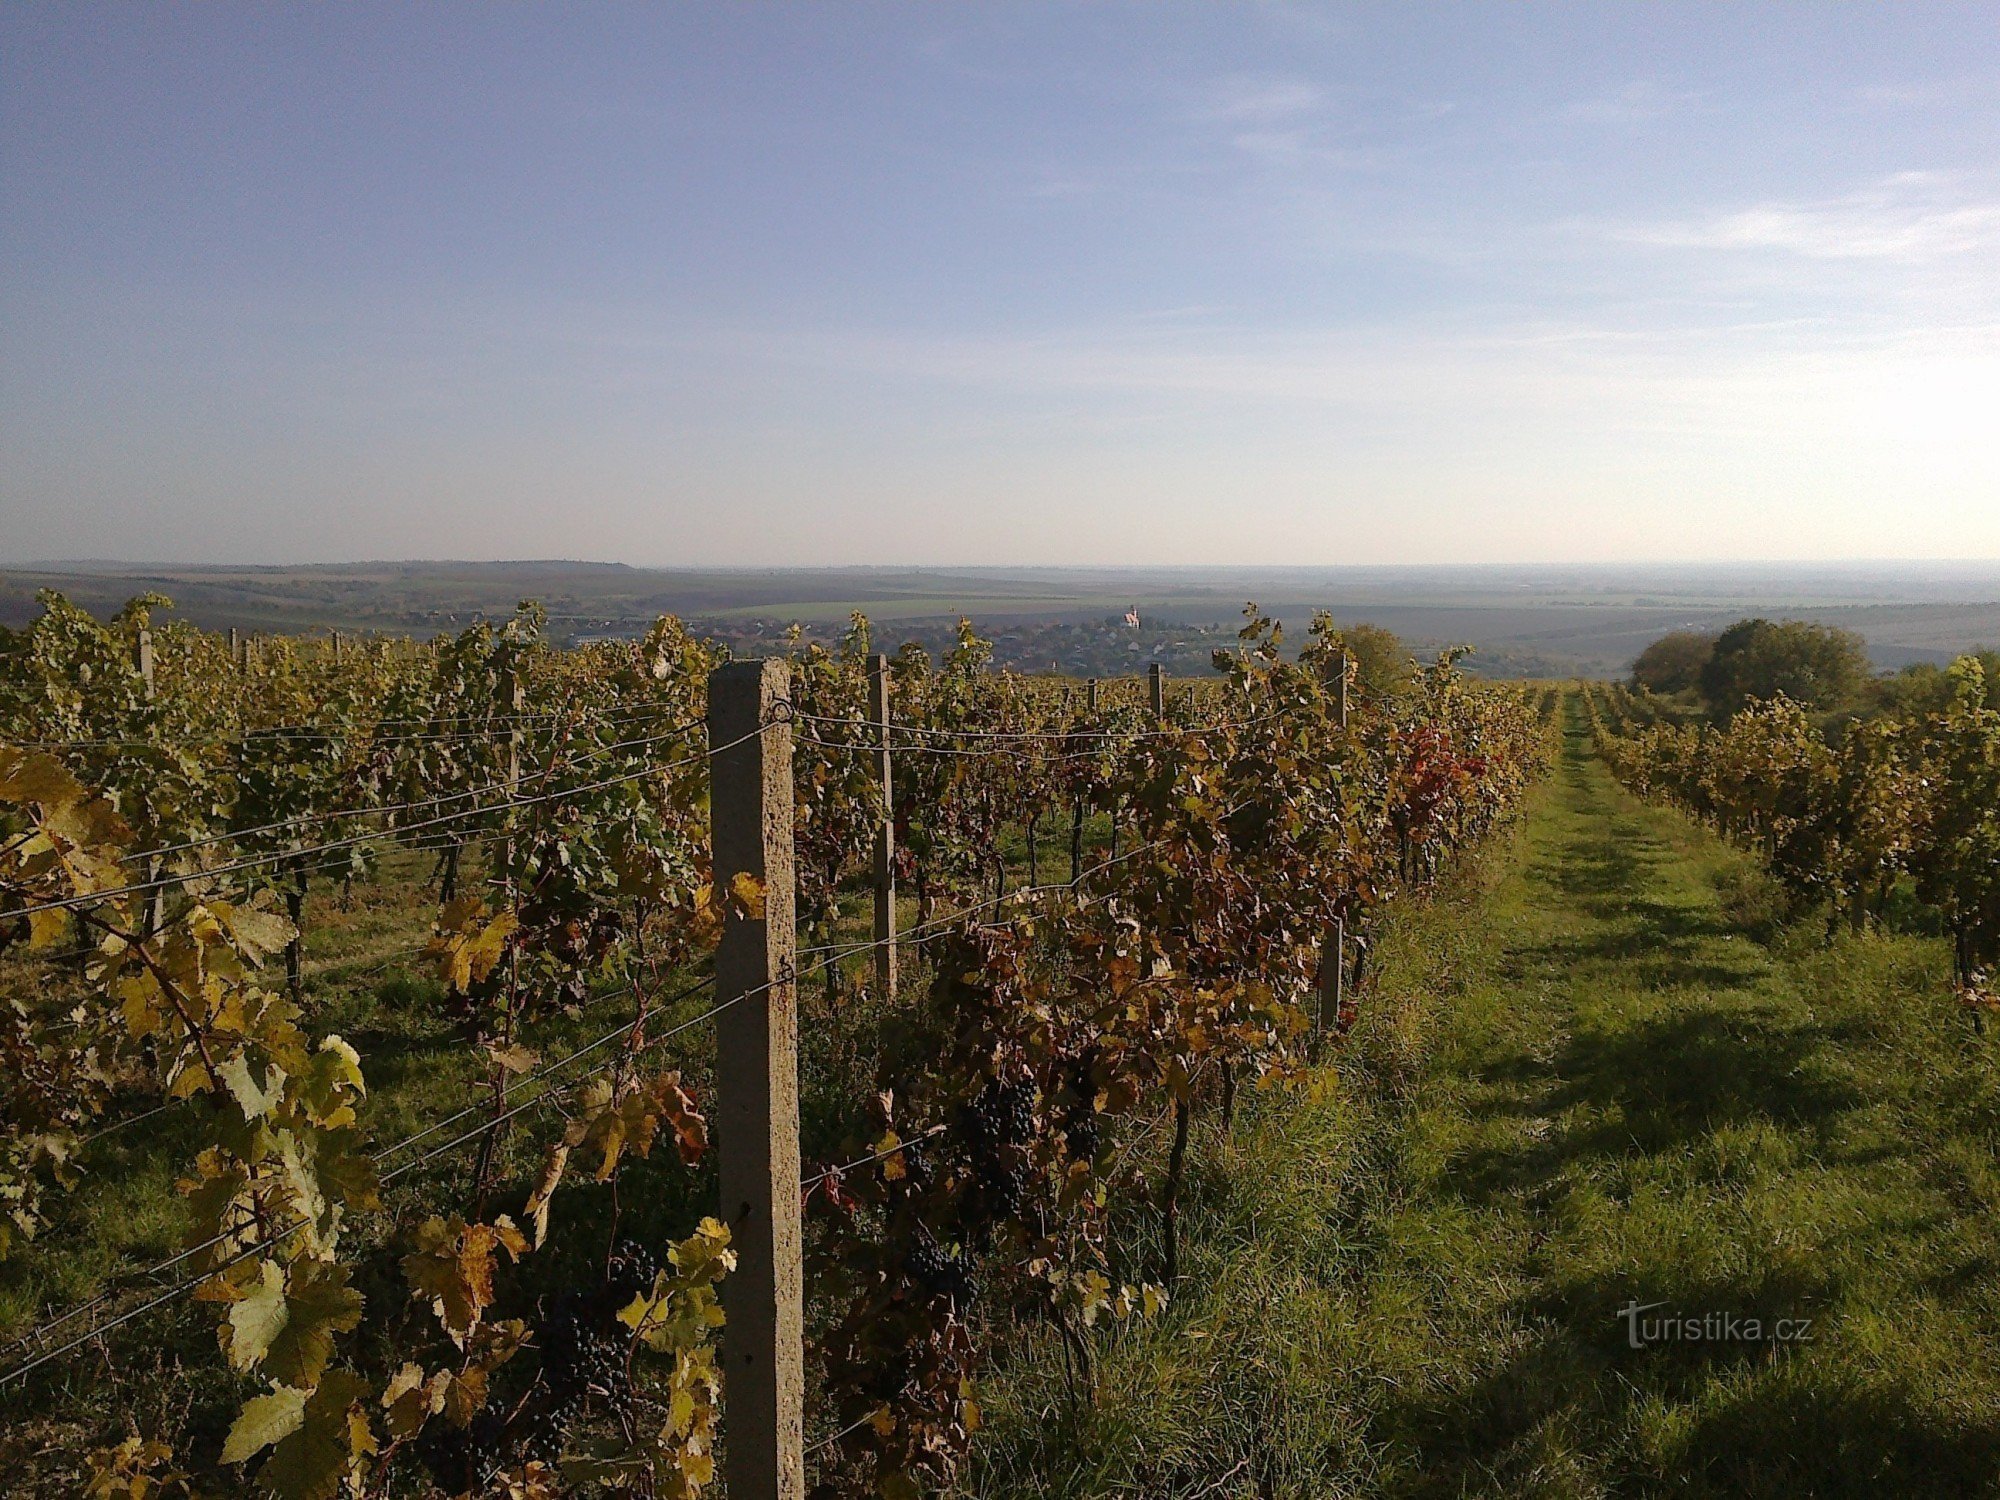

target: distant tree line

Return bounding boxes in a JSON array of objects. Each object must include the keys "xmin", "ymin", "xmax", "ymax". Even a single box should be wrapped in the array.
[{"xmin": 1632, "ymin": 618, "xmax": 2000, "ymax": 717}]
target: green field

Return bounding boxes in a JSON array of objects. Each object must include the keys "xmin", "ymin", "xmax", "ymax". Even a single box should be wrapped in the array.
[{"xmin": 968, "ymin": 695, "xmax": 2000, "ymax": 1497}]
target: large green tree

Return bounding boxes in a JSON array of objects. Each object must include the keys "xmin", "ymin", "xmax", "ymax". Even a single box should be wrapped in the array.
[
  {"xmin": 1325, "ymin": 620, "xmax": 1415, "ymax": 699},
  {"xmin": 1699, "ymin": 618, "xmax": 1872, "ymax": 715},
  {"xmin": 1630, "ymin": 631, "xmax": 1715, "ymax": 695}
]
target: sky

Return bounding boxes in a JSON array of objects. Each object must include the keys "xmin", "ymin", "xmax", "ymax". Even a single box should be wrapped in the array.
[{"xmin": 2, "ymin": 2, "xmax": 1997, "ymax": 566}]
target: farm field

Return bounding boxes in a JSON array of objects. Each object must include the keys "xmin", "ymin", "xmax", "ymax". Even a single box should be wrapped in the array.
[
  {"xmin": 969, "ymin": 697, "xmax": 2000, "ymax": 1497},
  {"xmin": 9, "ymin": 561, "xmax": 2000, "ymax": 679}
]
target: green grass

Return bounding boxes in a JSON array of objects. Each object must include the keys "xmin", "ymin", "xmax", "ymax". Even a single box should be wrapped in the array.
[{"xmin": 965, "ymin": 693, "xmax": 2000, "ymax": 1497}]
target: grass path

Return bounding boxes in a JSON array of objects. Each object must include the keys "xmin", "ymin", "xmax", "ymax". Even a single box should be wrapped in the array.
[{"xmin": 973, "ymin": 694, "xmax": 2000, "ymax": 1497}]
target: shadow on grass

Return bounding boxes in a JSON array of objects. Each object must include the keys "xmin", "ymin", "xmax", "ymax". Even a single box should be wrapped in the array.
[
  {"xmin": 1378, "ymin": 1329, "xmax": 2000, "ymax": 1500},
  {"xmin": 1444, "ymin": 1000, "xmax": 1866, "ymax": 1207}
]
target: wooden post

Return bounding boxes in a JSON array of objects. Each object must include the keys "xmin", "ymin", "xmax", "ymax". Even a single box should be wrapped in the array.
[
  {"xmin": 134, "ymin": 629, "xmax": 154, "ymax": 701},
  {"xmin": 1334, "ymin": 650, "xmax": 1350, "ymax": 729},
  {"xmin": 228, "ymin": 627, "xmax": 240, "ymax": 672},
  {"xmin": 708, "ymin": 659, "xmax": 805, "ymax": 1500},
  {"xmin": 1087, "ymin": 677, "xmax": 1099, "ymax": 716},
  {"xmin": 869, "ymin": 653, "xmax": 896, "ymax": 1002},
  {"xmin": 331, "ymin": 630, "xmax": 343, "ymax": 663},
  {"xmin": 1149, "ymin": 662, "xmax": 1164, "ymax": 721}
]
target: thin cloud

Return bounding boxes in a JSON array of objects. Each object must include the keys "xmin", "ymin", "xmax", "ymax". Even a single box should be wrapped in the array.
[
  {"xmin": 1620, "ymin": 174, "xmax": 2000, "ymax": 260},
  {"xmin": 1197, "ymin": 76, "xmax": 1325, "ymax": 123}
]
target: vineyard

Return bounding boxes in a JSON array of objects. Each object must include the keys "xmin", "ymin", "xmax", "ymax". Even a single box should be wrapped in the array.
[
  {"xmin": 0, "ymin": 594, "xmax": 1552, "ymax": 1499},
  {"xmin": 1582, "ymin": 666, "xmax": 2000, "ymax": 1004}
]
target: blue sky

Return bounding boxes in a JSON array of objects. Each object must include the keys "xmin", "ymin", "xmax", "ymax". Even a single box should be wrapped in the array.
[{"xmin": 2, "ymin": 3, "xmax": 1996, "ymax": 564}]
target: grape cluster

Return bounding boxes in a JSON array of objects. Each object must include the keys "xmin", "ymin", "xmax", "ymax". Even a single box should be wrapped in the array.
[
  {"xmin": 606, "ymin": 1237, "xmax": 662, "ymax": 1304},
  {"xmin": 537, "ymin": 1288, "xmax": 631, "ymax": 1430},
  {"xmin": 963, "ymin": 1079, "xmax": 1036, "ymax": 1158},
  {"xmin": 903, "ymin": 1228, "xmax": 979, "ymax": 1308},
  {"xmin": 896, "ymin": 1133, "xmax": 934, "ymax": 1189},
  {"xmin": 1058, "ymin": 1053, "xmax": 1103, "ymax": 1162},
  {"xmin": 958, "ymin": 1077, "xmax": 1039, "ymax": 1236},
  {"xmin": 414, "ymin": 1409, "xmax": 508, "ymax": 1494},
  {"xmin": 1063, "ymin": 1112, "xmax": 1101, "ymax": 1162},
  {"xmin": 418, "ymin": 1246, "xmax": 656, "ymax": 1489}
]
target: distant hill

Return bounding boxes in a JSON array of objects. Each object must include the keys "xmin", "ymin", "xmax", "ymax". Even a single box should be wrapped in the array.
[{"xmin": 3, "ymin": 560, "xmax": 1996, "ymax": 679}]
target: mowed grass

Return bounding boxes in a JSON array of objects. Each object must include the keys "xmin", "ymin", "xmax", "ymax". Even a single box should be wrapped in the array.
[{"xmin": 966, "ymin": 694, "xmax": 2000, "ymax": 1498}]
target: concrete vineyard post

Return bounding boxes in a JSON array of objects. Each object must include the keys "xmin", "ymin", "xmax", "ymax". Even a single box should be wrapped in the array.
[
  {"xmin": 133, "ymin": 627, "xmax": 160, "ymax": 936},
  {"xmin": 1320, "ymin": 651, "xmax": 1351, "ymax": 1041},
  {"xmin": 708, "ymin": 659, "xmax": 805, "ymax": 1500},
  {"xmin": 1318, "ymin": 914, "xmax": 1345, "ymax": 1038},
  {"xmin": 501, "ymin": 666, "xmax": 525, "ymax": 881},
  {"xmin": 870, "ymin": 652, "xmax": 897, "ymax": 1002},
  {"xmin": 1149, "ymin": 662, "xmax": 1164, "ymax": 721}
]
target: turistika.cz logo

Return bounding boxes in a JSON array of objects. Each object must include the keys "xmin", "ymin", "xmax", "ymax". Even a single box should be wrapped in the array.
[{"xmin": 1615, "ymin": 1300, "xmax": 1814, "ymax": 1350}]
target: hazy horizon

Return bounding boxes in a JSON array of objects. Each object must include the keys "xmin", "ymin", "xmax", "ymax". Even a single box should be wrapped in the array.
[
  {"xmin": 9, "ymin": 556, "xmax": 2000, "ymax": 575},
  {"xmin": 5, "ymin": 4, "xmax": 1998, "ymax": 565}
]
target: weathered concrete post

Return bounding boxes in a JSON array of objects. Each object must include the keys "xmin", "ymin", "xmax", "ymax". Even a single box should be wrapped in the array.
[
  {"xmin": 1318, "ymin": 914, "xmax": 1346, "ymax": 1038},
  {"xmin": 134, "ymin": 629, "xmax": 154, "ymax": 701},
  {"xmin": 708, "ymin": 659, "xmax": 804, "ymax": 1500},
  {"xmin": 1149, "ymin": 662, "xmax": 1164, "ymax": 721},
  {"xmin": 869, "ymin": 653, "xmax": 897, "ymax": 1002}
]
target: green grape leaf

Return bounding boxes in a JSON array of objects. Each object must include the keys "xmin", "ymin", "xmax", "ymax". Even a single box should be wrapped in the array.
[
  {"xmin": 222, "ymin": 1385, "xmax": 307, "ymax": 1465},
  {"xmin": 225, "ymin": 1260, "xmax": 363, "ymax": 1388},
  {"xmin": 253, "ymin": 1369, "xmax": 375, "ymax": 1500}
]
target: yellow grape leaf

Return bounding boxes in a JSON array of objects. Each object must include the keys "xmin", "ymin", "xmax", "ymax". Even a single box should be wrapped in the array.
[
  {"xmin": 425, "ymin": 899, "xmax": 517, "ymax": 993},
  {"xmin": 213, "ymin": 901, "xmax": 296, "ymax": 966},
  {"xmin": 26, "ymin": 908, "xmax": 68, "ymax": 950},
  {"xmin": 0, "ymin": 748, "xmax": 87, "ymax": 811},
  {"xmin": 402, "ymin": 1216, "xmax": 527, "ymax": 1347},
  {"xmin": 728, "ymin": 871, "xmax": 766, "ymax": 919},
  {"xmin": 379, "ymin": 1363, "xmax": 448, "ymax": 1442},
  {"xmin": 522, "ymin": 1141, "xmax": 571, "ymax": 1250},
  {"xmin": 219, "ymin": 1054, "xmax": 288, "ymax": 1122},
  {"xmin": 876, "ymin": 1130, "xmax": 906, "ymax": 1182},
  {"xmin": 487, "ymin": 1043, "xmax": 538, "ymax": 1076}
]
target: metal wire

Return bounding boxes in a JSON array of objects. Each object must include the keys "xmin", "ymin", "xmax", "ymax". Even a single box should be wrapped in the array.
[
  {"xmin": 792, "ymin": 705, "xmax": 1280, "ymax": 745},
  {"xmin": 1, "ymin": 717, "xmax": 761, "ymax": 921},
  {"xmin": 802, "ymin": 1123, "xmax": 948, "ymax": 1193},
  {"xmin": 0, "ymin": 931, "xmax": 869, "ymax": 1384},
  {"xmin": 104, "ymin": 712, "xmax": 708, "ymax": 868}
]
